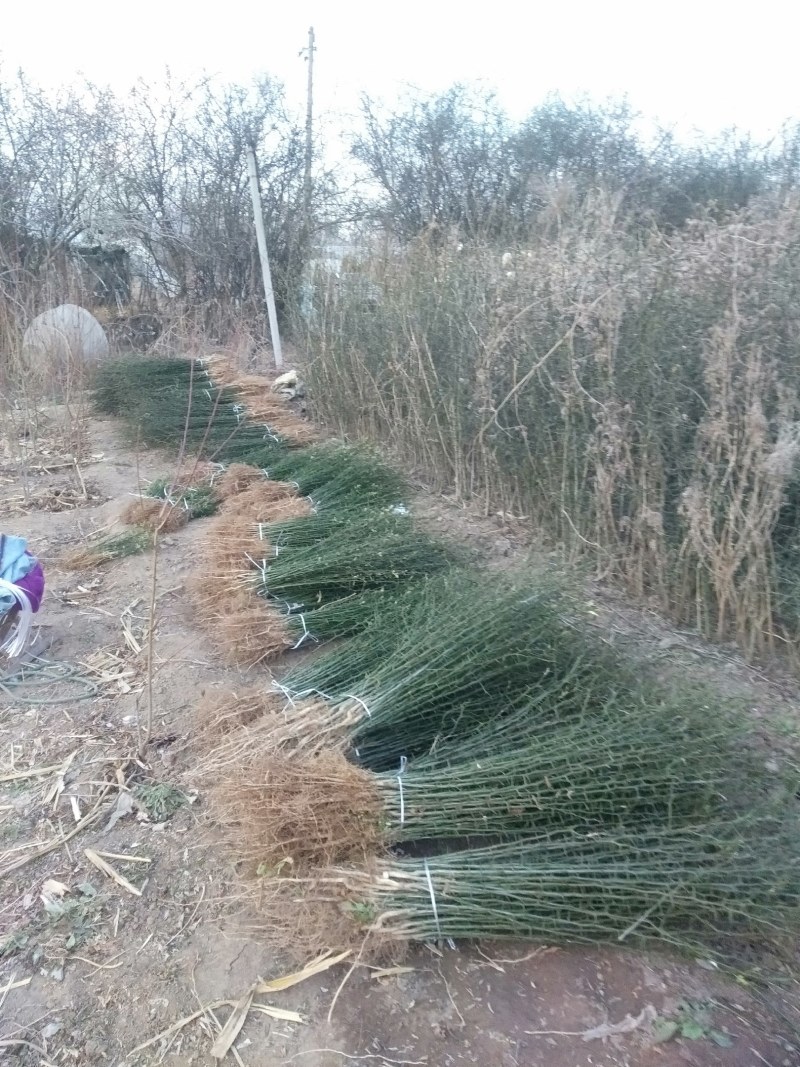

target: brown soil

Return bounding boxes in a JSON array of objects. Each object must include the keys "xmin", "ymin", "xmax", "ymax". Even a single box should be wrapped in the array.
[{"xmin": 0, "ymin": 411, "xmax": 798, "ymax": 1067}]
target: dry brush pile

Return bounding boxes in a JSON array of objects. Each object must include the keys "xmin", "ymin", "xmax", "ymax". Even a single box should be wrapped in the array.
[{"xmin": 94, "ymin": 352, "xmax": 800, "ymax": 966}]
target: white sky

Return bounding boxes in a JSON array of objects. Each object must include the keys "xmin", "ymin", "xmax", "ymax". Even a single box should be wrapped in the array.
[{"xmin": 2, "ymin": 0, "xmax": 799, "ymax": 143}]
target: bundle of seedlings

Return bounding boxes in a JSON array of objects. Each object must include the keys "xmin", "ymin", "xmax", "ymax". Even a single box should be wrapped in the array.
[
  {"xmin": 193, "ymin": 581, "xmax": 440, "ymax": 773},
  {"xmin": 209, "ymin": 678, "xmax": 745, "ymax": 873},
  {"xmin": 199, "ymin": 571, "xmax": 612, "ymax": 784},
  {"xmin": 124, "ymin": 384, "xmax": 268, "ymax": 450},
  {"xmin": 308, "ymin": 813, "xmax": 800, "ymax": 953},
  {"xmin": 119, "ymin": 497, "xmax": 190, "ymax": 534},
  {"xmin": 94, "ymin": 354, "xmax": 294, "ymax": 439},
  {"xmin": 247, "ymin": 571, "xmax": 619, "ymax": 769},
  {"xmin": 119, "ymin": 466, "xmax": 223, "ymax": 533},
  {"xmin": 205, "ymin": 450, "xmax": 410, "ymax": 593},
  {"xmin": 212, "ymin": 585, "xmax": 414, "ymax": 666},
  {"xmin": 207, "ymin": 519, "xmax": 456, "ymax": 665},
  {"xmin": 94, "ymin": 357, "xmax": 297, "ymax": 464},
  {"xmin": 255, "ymin": 508, "xmax": 413, "ymax": 557},
  {"xmin": 214, "ymin": 437, "xmax": 289, "ymax": 470},
  {"xmin": 144, "ymin": 474, "xmax": 220, "ymax": 519},
  {"xmin": 190, "ymin": 486, "xmax": 315, "ymax": 625},
  {"xmin": 243, "ymin": 513, "xmax": 457, "ymax": 613},
  {"xmin": 237, "ymin": 458, "xmax": 411, "ymax": 560},
  {"xmin": 61, "ymin": 527, "xmax": 153, "ymax": 569},
  {"xmin": 263, "ymin": 445, "xmax": 407, "ymax": 509},
  {"xmin": 207, "ymin": 631, "xmax": 756, "ymax": 871},
  {"xmin": 93, "ymin": 357, "xmax": 207, "ymax": 415}
]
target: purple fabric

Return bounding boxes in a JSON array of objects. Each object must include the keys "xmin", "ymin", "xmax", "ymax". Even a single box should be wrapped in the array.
[{"xmin": 13, "ymin": 558, "xmax": 45, "ymax": 613}]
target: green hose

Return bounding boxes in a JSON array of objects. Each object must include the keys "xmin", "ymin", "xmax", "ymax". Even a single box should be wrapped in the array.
[{"xmin": 0, "ymin": 655, "xmax": 99, "ymax": 705}]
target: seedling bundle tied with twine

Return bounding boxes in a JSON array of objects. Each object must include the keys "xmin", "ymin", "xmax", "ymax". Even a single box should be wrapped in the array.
[
  {"xmin": 199, "ymin": 570, "xmax": 800, "ymax": 958},
  {"xmin": 90, "ymin": 355, "xmax": 800, "ymax": 964}
]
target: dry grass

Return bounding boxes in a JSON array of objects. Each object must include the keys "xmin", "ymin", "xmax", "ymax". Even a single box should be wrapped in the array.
[{"xmin": 677, "ymin": 319, "xmax": 798, "ymax": 656}]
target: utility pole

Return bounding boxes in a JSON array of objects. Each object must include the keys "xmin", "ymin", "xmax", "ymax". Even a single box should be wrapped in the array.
[{"xmin": 246, "ymin": 146, "xmax": 283, "ymax": 370}]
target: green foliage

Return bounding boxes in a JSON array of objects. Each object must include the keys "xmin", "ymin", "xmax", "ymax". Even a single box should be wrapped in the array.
[
  {"xmin": 653, "ymin": 1002, "xmax": 733, "ymax": 1047},
  {"xmin": 135, "ymin": 782, "xmax": 189, "ymax": 822},
  {"xmin": 0, "ymin": 930, "xmax": 30, "ymax": 958}
]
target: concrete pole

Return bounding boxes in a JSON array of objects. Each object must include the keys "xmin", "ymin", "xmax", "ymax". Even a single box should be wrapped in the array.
[{"xmin": 246, "ymin": 146, "xmax": 283, "ymax": 370}]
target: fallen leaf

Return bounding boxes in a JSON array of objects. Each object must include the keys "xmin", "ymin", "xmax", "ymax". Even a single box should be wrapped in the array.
[
  {"xmin": 84, "ymin": 848, "xmax": 142, "ymax": 897},
  {"xmin": 256, "ymin": 950, "xmax": 351, "ymax": 994},
  {"xmin": 41, "ymin": 879, "xmax": 69, "ymax": 898},
  {"xmin": 104, "ymin": 790, "xmax": 135, "ymax": 832},
  {"xmin": 210, "ymin": 987, "xmax": 254, "ymax": 1059},
  {"xmin": 250, "ymin": 1004, "xmax": 304, "ymax": 1023}
]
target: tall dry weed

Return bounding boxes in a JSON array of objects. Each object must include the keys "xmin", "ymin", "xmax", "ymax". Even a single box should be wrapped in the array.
[{"xmin": 299, "ymin": 191, "xmax": 800, "ymax": 657}]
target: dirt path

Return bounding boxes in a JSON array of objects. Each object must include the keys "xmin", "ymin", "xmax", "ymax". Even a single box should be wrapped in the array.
[{"xmin": 1, "ymin": 413, "xmax": 798, "ymax": 1067}]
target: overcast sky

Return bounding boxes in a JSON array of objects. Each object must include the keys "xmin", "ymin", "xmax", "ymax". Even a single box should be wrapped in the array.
[{"xmin": 2, "ymin": 0, "xmax": 798, "ymax": 142}]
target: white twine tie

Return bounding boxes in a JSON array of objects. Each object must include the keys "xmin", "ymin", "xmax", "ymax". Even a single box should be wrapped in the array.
[
  {"xmin": 341, "ymin": 693, "xmax": 372, "ymax": 718},
  {"xmin": 291, "ymin": 613, "xmax": 316, "ymax": 650},
  {"xmin": 423, "ymin": 859, "xmax": 443, "ymax": 940},
  {"xmin": 396, "ymin": 756, "xmax": 408, "ymax": 824}
]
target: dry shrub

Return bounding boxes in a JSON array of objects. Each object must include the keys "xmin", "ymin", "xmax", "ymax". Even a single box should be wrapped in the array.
[
  {"xmin": 119, "ymin": 497, "xmax": 190, "ymax": 533},
  {"xmin": 302, "ymin": 194, "xmax": 800, "ymax": 657},
  {"xmin": 678, "ymin": 319, "xmax": 798, "ymax": 654},
  {"xmin": 208, "ymin": 748, "xmax": 382, "ymax": 874}
]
